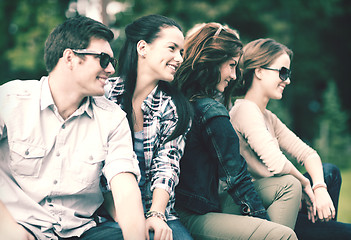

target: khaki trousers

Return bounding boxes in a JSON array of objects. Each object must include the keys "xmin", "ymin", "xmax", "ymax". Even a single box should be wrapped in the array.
[{"xmin": 177, "ymin": 175, "xmax": 301, "ymax": 240}]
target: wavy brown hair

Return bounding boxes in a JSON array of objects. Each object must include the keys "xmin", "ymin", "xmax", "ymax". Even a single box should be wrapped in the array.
[{"xmin": 173, "ymin": 22, "xmax": 243, "ymax": 109}]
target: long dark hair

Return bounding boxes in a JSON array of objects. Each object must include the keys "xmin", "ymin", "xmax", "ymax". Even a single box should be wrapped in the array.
[
  {"xmin": 173, "ymin": 23, "xmax": 243, "ymax": 109},
  {"xmin": 117, "ymin": 14, "xmax": 192, "ymax": 142}
]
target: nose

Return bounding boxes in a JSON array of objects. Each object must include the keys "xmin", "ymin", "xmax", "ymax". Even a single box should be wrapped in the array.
[
  {"xmin": 230, "ymin": 69, "xmax": 236, "ymax": 80},
  {"xmin": 284, "ymin": 78, "xmax": 291, "ymax": 85},
  {"xmin": 175, "ymin": 50, "xmax": 183, "ymax": 63},
  {"xmin": 105, "ymin": 62, "xmax": 115, "ymax": 75}
]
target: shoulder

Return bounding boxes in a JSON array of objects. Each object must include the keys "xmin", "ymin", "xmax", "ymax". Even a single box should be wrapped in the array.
[
  {"xmin": 230, "ymin": 99, "xmax": 266, "ymax": 132},
  {"xmin": 231, "ymin": 99, "xmax": 258, "ymax": 112},
  {"xmin": 0, "ymin": 79, "xmax": 41, "ymax": 94},
  {"xmin": 106, "ymin": 77, "xmax": 124, "ymax": 100},
  {"xmin": 0, "ymin": 79, "xmax": 42, "ymax": 106},
  {"xmin": 92, "ymin": 96, "xmax": 125, "ymax": 115},
  {"xmin": 230, "ymin": 99, "xmax": 261, "ymax": 118},
  {"xmin": 193, "ymin": 98, "xmax": 229, "ymax": 119},
  {"xmin": 145, "ymin": 87, "xmax": 177, "ymax": 115}
]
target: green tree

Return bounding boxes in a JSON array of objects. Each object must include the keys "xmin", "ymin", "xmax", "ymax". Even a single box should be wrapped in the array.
[
  {"xmin": 314, "ymin": 80, "xmax": 351, "ymax": 168},
  {"xmin": 0, "ymin": 0, "xmax": 69, "ymax": 84}
]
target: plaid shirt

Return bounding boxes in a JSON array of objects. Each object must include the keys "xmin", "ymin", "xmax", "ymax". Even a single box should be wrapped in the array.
[{"xmin": 106, "ymin": 77, "xmax": 187, "ymax": 220}]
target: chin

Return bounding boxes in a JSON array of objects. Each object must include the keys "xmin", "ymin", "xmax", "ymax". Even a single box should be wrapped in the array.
[
  {"xmin": 93, "ymin": 89, "xmax": 105, "ymax": 96},
  {"xmin": 162, "ymin": 76, "xmax": 174, "ymax": 83}
]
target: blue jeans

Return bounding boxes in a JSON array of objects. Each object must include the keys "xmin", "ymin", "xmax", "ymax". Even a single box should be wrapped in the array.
[
  {"xmin": 149, "ymin": 219, "xmax": 193, "ymax": 240},
  {"xmin": 100, "ymin": 219, "xmax": 193, "ymax": 240},
  {"xmin": 295, "ymin": 163, "xmax": 351, "ymax": 240},
  {"xmin": 78, "ymin": 225, "xmax": 123, "ymax": 240},
  {"xmin": 22, "ymin": 223, "xmax": 124, "ymax": 240}
]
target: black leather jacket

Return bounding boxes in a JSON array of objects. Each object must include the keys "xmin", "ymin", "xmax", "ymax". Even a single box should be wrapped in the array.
[{"xmin": 176, "ymin": 98, "xmax": 269, "ymax": 219}]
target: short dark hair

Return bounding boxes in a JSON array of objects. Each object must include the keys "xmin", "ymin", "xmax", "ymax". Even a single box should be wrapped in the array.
[{"xmin": 44, "ymin": 15, "xmax": 114, "ymax": 73}]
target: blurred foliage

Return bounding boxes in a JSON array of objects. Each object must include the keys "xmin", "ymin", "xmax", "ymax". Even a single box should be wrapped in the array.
[
  {"xmin": 1, "ymin": 0, "xmax": 350, "ymax": 167},
  {"xmin": 0, "ymin": 0, "xmax": 69, "ymax": 84},
  {"xmin": 314, "ymin": 81, "xmax": 351, "ymax": 168}
]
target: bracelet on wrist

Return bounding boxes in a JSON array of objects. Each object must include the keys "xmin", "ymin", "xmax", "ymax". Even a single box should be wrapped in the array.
[
  {"xmin": 312, "ymin": 182, "xmax": 327, "ymax": 191},
  {"xmin": 145, "ymin": 210, "xmax": 167, "ymax": 222}
]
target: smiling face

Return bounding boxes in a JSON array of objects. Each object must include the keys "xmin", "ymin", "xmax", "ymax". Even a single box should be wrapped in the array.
[
  {"xmin": 260, "ymin": 53, "xmax": 291, "ymax": 100},
  {"xmin": 216, "ymin": 56, "xmax": 240, "ymax": 92},
  {"xmin": 72, "ymin": 38, "xmax": 115, "ymax": 96},
  {"xmin": 143, "ymin": 26, "xmax": 184, "ymax": 82}
]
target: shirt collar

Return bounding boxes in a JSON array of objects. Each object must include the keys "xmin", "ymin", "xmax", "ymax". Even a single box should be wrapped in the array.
[
  {"xmin": 40, "ymin": 76, "xmax": 94, "ymax": 118},
  {"xmin": 40, "ymin": 76, "xmax": 55, "ymax": 111},
  {"xmin": 79, "ymin": 97, "xmax": 94, "ymax": 118}
]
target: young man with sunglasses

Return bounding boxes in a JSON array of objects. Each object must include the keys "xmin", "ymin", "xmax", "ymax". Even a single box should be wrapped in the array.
[{"xmin": 0, "ymin": 16, "xmax": 145, "ymax": 240}]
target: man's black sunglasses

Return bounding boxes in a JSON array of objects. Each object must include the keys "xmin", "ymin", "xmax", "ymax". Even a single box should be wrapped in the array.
[
  {"xmin": 72, "ymin": 49, "xmax": 117, "ymax": 69},
  {"xmin": 261, "ymin": 66, "xmax": 291, "ymax": 81}
]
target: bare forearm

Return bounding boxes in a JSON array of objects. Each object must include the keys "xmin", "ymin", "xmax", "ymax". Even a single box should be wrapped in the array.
[
  {"xmin": 0, "ymin": 200, "xmax": 17, "ymax": 228},
  {"xmin": 110, "ymin": 173, "xmax": 145, "ymax": 240},
  {"xmin": 288, "ymin": 166, "xmax": 310, "ymax": 186},
  {"xmin": 303, "ymin": 156, "xmax": 324, "ymax": 185},
  {"xmin": 150, "ymin": 188, "xmax": 169, "ymax": 213},
  {"xmin": 0, "ymin": 201, "xmax": 35, "ymax": 240}
]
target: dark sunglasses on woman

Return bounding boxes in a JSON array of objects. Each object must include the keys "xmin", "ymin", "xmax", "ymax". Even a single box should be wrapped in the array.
[{"xmin": 261, "ymin": 66, "xmax": 291, "ymax": 81}]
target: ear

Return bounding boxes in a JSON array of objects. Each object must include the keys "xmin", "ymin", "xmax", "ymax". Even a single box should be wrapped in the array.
[
  {"xmin": 137, "ymin": 40, "xmax": 147, "ymax": 57},
  {"xmin": 254, "ymin": 68, "xmax": 263, "ymax": 80},
  {"xmin": 61, "ymin": 48, "xmax": 75, "ymax": 69}
]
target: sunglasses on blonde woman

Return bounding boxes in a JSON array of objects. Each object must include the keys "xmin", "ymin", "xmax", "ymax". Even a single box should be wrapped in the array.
[
  {"xmin": 72, "ymin": 49, "xmax": 117, "ymax": 69},
  {"xmin": 261, "ymin": 66, "xmax": 291, "ymax": 81}
]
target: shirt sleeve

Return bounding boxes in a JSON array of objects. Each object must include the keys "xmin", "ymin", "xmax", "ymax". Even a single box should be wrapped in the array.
[
  {"xmin": 269, "ymin": 110, "xmax": 320, "ymax": 166},
  {"xmin": 103, "ymin": 115, "xmax": 140, "ymax": 185},
  {"xmin": 0, "ymin": 84, "xmax": 7, "ymax": 140},
  {"xmin": 149, "ymin": 118, "xmax": 185, "ymax": 196},
  {"xmin": 230, "ymin": 101, "xmax": 292, "ymax": 175},
  {"xmin": 203, "ymin": 115, "xmax": 267, "ymax": 218}
]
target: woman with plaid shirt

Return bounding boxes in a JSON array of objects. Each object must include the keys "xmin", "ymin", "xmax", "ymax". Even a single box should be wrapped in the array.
[{"xmin": 103, "ymin": 15, "xmax": 193, "ymax": 240}]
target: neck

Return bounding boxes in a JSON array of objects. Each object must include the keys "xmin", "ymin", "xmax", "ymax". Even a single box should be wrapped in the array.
[
  {"xmin": 244, "ymin": 88, "xmax": 269, "ymax": 113},
  {"xmin": 134, "ymin": 64, "xmax": 159, "ymax": 102},
  {"xmin": 48, "ymin": 74, "xmax": 85, "ymax": 120}
]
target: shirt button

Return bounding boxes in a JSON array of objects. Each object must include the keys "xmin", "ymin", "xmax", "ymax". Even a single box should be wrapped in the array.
[
  {"xmin": 56, "ymin": 152, "xmax": 60, "ymax": 157},
  {"xmin": 53, "ymin": 180, "xmax": 58, "ymax": 185},
  {"xmin": 47, "ymin": 198, "xmax": 52, "ymax": 203},
  {"xmin": 25, "ymin": 149, "xmax": 29, "ymax": 155},
  {"xmin": 62, "ymin": 124, "xmax": 66, "ymax": 129}
]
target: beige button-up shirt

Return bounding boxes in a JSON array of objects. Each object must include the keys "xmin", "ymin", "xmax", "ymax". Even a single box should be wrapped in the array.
[{"xmin": 0, "ymin": 77, "xmax": 140, "ymax": 239}]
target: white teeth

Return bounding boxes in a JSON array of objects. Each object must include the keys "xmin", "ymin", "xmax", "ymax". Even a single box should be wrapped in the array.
[{"xmin": 168, "ymin": 65, "xmax": 176, "ymax": 70}]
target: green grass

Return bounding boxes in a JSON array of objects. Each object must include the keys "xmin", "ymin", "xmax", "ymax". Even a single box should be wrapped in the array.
[{"xmin": 338, "ymin": 169, "xmax": 351, "ymax": 223}]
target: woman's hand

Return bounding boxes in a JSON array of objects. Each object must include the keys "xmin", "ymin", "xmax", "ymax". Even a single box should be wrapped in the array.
[
  {"xmin": 301, "ymin": 178, "xmax": 316, "ymax": 223},
  {"xmin": 146, "ymin": 217, "xmax": 172, "ymax": 240},
  {"xmin": 314, "ymin": 187, "xmax": 335, "ymax": 222}
]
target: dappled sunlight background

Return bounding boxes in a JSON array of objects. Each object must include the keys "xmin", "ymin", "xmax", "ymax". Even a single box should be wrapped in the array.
[{"xmin": 1, "ymin": 0, "xmax": 350, "ymax": 222}]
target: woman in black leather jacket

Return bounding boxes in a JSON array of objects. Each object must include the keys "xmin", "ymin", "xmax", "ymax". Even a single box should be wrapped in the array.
[{"xmin": 172, "ymin": 23, "xmax": 300, "ymax": 240}]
